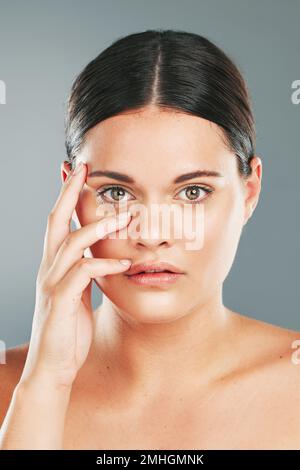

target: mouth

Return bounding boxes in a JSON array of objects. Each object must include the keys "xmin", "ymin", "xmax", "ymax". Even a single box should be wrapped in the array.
[
  {"xmin": 124, "ymin": 262, "xmax": 185, "ymax": 286},
  {"xmin": 125, "ymin": 271, "xmax": 184, "ymax": 286}
]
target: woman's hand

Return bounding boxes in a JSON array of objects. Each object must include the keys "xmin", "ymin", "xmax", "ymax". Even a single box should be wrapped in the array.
[
  {"xmin": 20, "ymin": 161, "xmax": 132, "ymax": 389},
  {"xmin": 0, "ymin": 161, "xmax": 132, "ymax": 449}
]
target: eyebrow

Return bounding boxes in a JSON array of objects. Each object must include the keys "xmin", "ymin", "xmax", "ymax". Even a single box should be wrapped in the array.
[{"xmin": 87, "ymin": 169, "xmax": 224, "ymax": 183}]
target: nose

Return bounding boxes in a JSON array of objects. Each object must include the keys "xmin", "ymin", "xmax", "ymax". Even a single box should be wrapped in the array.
[{"xmin": 128, "ymin": 204, "xmax": 174, "ymax": 249}]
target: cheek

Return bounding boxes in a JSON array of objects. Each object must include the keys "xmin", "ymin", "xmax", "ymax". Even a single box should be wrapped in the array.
[
  {"xmin": 75, "ymin": 187, "xmax": 99, "ymax": 226},
  {"xmin": 90, "ymin": 238, "xmax": 126, "ymax": 259},
  {"xmin": 187, "ymin": 191, "xmax": 244, "ymax": 283}
]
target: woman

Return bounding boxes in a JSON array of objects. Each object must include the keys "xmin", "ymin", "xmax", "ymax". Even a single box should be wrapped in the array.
[{"xmin": 0, "ymin": 29, "xmax": 299, "ymax": 450}]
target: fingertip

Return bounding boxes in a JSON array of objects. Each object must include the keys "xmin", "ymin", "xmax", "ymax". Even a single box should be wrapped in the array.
[{"xmin": 119, "ymin": 259, "xmax": 132, "ymax": 266}]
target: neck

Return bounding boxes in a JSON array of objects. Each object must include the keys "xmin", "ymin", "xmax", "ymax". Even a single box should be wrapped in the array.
[{"xmin": 88, "ymin": 289, "xmax": 241, "ymax": 400}]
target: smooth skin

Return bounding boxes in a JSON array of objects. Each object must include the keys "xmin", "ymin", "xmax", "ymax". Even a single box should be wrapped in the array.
[
  {"xmin": 0, "ymin": 163, "xmax": 133, "ymax": 449},
  {"xmin": 0, "ymin": 105, "xmax": 300, "ymax": 450}
]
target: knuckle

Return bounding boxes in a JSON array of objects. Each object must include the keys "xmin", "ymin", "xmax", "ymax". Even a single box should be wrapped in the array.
[
  {"xmin": 47, "ymin": 210, "xmax": 57, "ymax": 223},
  {"xmin": 78, "ymin": 258, "xmax": 91, "ymax": 272},
  {"xmin": 39, "ymin": 279, "xmax": 55, "ymax": 298},
  {"xmin": 48, "ymin": 208, "xmax": 56, "ymax": 220}
]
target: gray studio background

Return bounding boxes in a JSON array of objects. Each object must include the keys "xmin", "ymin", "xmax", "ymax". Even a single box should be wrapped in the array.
[{"xmin": 0, "ymin": 0, "xmax": 299, "ymax": 349}]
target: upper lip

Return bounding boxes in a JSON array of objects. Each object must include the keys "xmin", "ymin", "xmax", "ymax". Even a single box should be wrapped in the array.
[{"xmin": 125, "ymin": 261, "xmax": 185, "ymax": 276}]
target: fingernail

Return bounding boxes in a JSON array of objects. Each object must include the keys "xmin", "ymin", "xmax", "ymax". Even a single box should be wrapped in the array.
[
  {"xmin": 119, "ymin": 259, "xmax": 132, "ymax": 265},
  {"xmin": 74, "ymin": 161, "xmax": 84, "ymax": 174}
]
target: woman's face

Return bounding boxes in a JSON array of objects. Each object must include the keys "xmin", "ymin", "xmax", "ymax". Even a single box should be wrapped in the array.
[{"xmin": 66, "ymin": 106, "xmax": 261, "ymax": 323}]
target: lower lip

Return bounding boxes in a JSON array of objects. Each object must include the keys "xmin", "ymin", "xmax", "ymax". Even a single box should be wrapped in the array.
[{"xmin": 125, "ymin": 271, "xmax": 183, "ymax": 286}]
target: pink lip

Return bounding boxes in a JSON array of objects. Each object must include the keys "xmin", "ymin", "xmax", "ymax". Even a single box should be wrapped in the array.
[
  {"xmin": 126, "ymin": 261, "xmax": 184, "ymax": 276},
  {"xmin": 125, "ymin": 271, "xmax": 183, "ymax": 286}
]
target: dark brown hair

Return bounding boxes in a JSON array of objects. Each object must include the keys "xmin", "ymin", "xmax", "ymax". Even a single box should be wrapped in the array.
[{"xmin": 65, "ymin": 29, "xmax": 256, "ymax": 178}]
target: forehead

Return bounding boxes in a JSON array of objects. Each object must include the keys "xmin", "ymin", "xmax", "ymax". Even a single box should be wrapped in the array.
[{"xmin": 80, "ymin": 108, "xmax": 236, "ymax": 179}]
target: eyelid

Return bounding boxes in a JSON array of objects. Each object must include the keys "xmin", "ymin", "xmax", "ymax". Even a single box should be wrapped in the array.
[
  {"xmin": 175, "ymin": 182, "xmax": 213, "ymax": 193},
  {"xmin": 96, "ymin": 184, "xmax": 134, "ymax": 194}
]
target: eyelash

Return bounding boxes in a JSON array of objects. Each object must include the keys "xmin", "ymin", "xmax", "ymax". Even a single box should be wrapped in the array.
[{"xmin": 95, "ymin": 184, "xmax": 214, "ymax": 205}]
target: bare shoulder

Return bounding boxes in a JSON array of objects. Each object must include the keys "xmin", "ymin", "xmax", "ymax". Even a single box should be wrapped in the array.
[
  {"xmin": 233, "ymin": 310, "xmax": 300, "ymax": 373},
  {"xmin": 232, "ymin": 311, "xmax": 300, "ymax": 437},
  {"xmin": 0, "ymin": 343, "xmax": 29, "ymax": 427}
]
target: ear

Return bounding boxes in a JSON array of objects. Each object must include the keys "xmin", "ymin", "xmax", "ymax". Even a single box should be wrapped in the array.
[
  {"xmin": 243, "ymin": 156, "xmax": 263, "ymax": 226},
  {"xmin": 61, "ymin": 160, "xmax": 73, "ymax": 184}
]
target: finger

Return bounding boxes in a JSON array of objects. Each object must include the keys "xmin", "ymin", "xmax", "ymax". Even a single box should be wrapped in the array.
[
  {"xmin": 73, "ymin": 252, "xmax": 93, "ymax": 313},
  {"xmin": 52, "ymin": 258, "xmax": 132, "ymax": 312},
  {"xmin": 46, "ymin": 211, "xmax": 132, "ymax": 287},
  {"xmin": 81, "ymin": 278, "xmax": 93, "ymax": 312},
  {"xmin": 43, "ymin": 161, "xmax": 87, "ymax": 266}
]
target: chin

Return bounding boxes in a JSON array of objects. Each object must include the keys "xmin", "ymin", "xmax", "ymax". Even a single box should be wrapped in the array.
[
  {"xmin": 121, "ymin": 306, "xmax": 188, "ymax": 324},
  {"xmin": 95, "ymin": 279, "xmax": 187, "ymax": 323}
]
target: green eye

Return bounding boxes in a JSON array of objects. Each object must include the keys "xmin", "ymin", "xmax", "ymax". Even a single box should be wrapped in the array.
[
  {"xmin": 96, "ymin": 185, "xmax": 132, "ymax": 204},
  {"xmin": 176, "ymin": 185, "xmax": 213, "ymax": 204}
]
